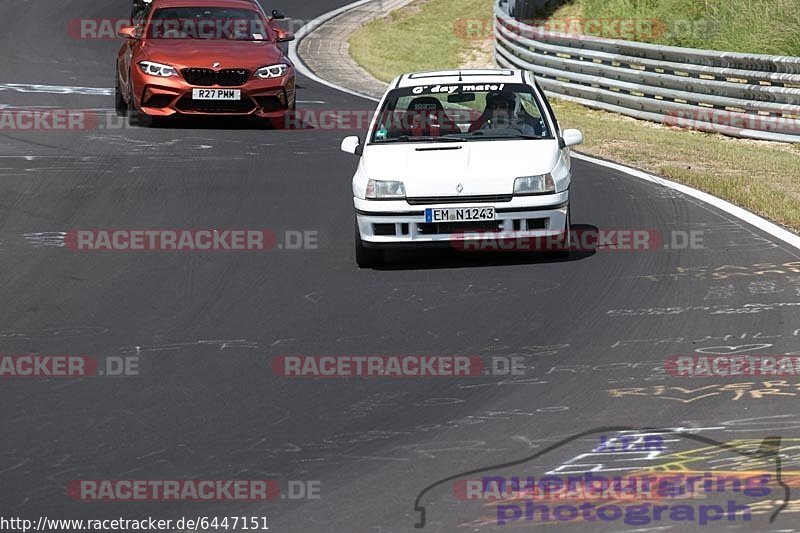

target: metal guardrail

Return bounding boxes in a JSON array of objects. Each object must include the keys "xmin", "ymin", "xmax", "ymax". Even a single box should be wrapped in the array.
[{"xmin": 493, "ymin": 0, "xmax": 800, "ymax": 142}]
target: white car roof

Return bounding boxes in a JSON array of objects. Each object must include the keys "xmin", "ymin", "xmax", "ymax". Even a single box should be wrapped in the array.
[{"xmin": 392, "ymin": 69, "xmax": 528, "ymax": 89}]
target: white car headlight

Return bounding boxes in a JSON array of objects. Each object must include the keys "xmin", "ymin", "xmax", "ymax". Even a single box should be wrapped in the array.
[
  {"xmin": 514, "ymin": 174, "xmax": 555, "ymax": 195},
  {"xmin": 366, "ymin": 180, "xmax": 406, "ymax": 199},
  {"xmin": 139, "ymin": 61, "xmax": 178, "ymax": 77},
  {"xmin": 255, "ymin": 64, "xmax": 290, "ymax": 79}
]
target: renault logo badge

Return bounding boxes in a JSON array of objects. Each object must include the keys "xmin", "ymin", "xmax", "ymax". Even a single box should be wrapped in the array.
[
  {"xmin": 212, "ymin": 62, "xmax": 221, "ymax": 68},
  {"xmin": 456, "ymin": 183, "xmax": 464, "ymax": 193}
]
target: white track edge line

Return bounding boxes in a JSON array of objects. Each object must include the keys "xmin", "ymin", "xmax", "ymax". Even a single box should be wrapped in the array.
[{"xmin": 572, "ymin": 152, "xmax": 800, "ymax": 250}]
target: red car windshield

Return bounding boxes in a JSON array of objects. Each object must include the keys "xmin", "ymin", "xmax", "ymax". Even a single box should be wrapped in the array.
[{"xmin": 147, "ymin": 7, "xmax": 272, "ymax": 41}]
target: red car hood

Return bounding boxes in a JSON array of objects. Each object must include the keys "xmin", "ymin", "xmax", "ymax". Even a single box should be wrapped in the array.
[{"xmin": 139, "ymin": 39, "xmax": 286, "ymax": 70}]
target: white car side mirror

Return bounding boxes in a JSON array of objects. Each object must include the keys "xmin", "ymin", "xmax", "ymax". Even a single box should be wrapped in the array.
[
  {"xmin": 561, "ymin": 129, "xmax": 584, "ymax": 148},
  {"xmin": 341, "ymin": 136, "xmax": 363, "ymax": 156}
]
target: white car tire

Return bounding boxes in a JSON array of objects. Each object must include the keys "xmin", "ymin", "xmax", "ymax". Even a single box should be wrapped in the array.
[
  {"xmin": 555, "ymin": 205, "xmax": 571, "ymax": 258},
  {"xmin": 354, "ymin": 222, "xmax": 384, "ymax": 268}
]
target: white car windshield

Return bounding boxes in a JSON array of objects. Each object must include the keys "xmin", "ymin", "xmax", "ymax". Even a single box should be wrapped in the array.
[{"xmin": 370, "ymin": 83, "xmax": 553, "ymax": 143}]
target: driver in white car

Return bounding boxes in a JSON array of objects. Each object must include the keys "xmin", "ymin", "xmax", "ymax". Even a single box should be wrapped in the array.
[{"xmin": 469, "ymin": 91, "xmax": 539, "ymax": 136}]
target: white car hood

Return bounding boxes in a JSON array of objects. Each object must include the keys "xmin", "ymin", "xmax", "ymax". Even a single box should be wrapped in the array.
[{"xmin": 361, "ymin": 140, "xmax": 561, "ymax": 197}]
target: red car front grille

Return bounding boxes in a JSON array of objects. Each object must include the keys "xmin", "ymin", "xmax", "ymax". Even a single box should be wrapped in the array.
[{"xmin": 181, "ymin": 68, "xmax": 250, "ymax": 87}]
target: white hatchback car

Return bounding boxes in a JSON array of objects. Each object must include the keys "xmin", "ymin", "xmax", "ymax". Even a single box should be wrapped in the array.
[{"xmin": 341, "ymin": 69, "xmax": 583, "ymax": 267}]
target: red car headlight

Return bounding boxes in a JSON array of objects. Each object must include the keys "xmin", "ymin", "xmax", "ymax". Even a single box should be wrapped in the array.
[
  {"xmin": 139, "ymin": 61, "xmax": 179, "ymax": 78},
  {"xmin": 254, "ymin": 64, "xmax": 290, "ymax": 79}
]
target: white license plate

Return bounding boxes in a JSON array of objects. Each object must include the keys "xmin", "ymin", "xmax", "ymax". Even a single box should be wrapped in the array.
[
  {"xmin": 425, "ymin": 207, "xmax": 496, "ymax": 223},
  {"xmin": 192, "ymin": 89, "xmax": 241, "ymax": 101}
]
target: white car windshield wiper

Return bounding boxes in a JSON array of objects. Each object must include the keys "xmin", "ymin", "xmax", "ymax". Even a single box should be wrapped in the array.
[
  {"xmin": 468, "ymin": 131, "xmax": 548, "ymax": 140},
  {"xmin": 375, "ymin": 135, "xmax": 464, "ymax": 143}
]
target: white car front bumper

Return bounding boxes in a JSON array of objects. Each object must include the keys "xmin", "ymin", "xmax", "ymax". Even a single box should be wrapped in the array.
[{"xmin": 354, "ymin": 191, "xmax": 569, "ymax": 247}]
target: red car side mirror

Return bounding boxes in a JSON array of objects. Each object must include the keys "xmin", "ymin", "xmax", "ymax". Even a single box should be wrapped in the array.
[
  {"xmin": 275, "ymin": 30, "xmax": 295, "ymax": 43},
  {"xmin": 118, "ymin": 25, "xmax": 142, "ymax": 40}
]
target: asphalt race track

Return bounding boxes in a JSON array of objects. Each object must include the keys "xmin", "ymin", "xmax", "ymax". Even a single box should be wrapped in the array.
[{"xmin": 1, "ymin": 1, "xmax": 800, "ymax": 532}]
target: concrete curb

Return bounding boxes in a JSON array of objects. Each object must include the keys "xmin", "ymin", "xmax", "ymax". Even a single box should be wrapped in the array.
[{"xmin": 293, "ymin": 0, "xmax": 416, "ymax": 101}]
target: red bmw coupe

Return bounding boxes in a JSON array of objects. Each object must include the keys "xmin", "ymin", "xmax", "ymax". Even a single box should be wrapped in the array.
[{"xmin": 116, "ymin": 0, "xmax": 296, "ymax": 127}]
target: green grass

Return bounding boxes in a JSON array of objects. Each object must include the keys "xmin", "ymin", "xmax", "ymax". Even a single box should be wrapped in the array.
[
  {"xmin": 348, "ymin": 0, "xmax": 800, "ymax": 232},
  {"xmin": 550, "ymin": 99, "xmax": 800, "ymax": 231},
  {"xmin": 551, "ymin": 0, "xmax": 800, "ymax": 56},
  {"xmin": 348, "ymin": 0, "xmax": 493, "ymax": 83}
]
